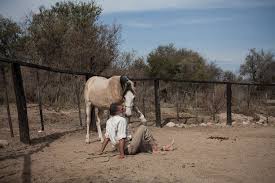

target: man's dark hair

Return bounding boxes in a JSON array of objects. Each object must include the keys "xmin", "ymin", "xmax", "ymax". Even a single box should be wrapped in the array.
[{"xmin": 109, "ymin": 103, "xmax": 121, "ymax": 116}]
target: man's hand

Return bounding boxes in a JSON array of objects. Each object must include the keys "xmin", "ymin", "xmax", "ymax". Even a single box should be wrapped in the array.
[
  {"xmin": 97, "ymin": 151, "xmax": 103, "ymax": 155},
  {"xmin": 99, "ymin": 137, "xmax": 110, "ymax": 154}
]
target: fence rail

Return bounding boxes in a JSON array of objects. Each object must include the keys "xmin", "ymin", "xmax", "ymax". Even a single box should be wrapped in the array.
[
  {"xmin": 2, "ymin": 57, "xmax": 274, "ymax": 86},
  {"xmin": 1, "ymin": 57, "xmax": 274, "ymax": 144}
]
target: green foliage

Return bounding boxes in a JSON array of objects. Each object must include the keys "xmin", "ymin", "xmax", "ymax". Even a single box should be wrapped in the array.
[
  {"xmin": 206, "ymin": 62, "xmax": 223, "ymax": 81},
  {"xmin": 111, "ymin": 50, "xmax": 148, "ymax": 77},
  {"xmin": 147, "ymin": 44, "xmax": 219, "ymax": 80},
  {"xmin": 222, "ymin": 70, "xmax": 237, "ymax": 81},
  {"xmin": 0, "ymin": 15, "xmax": 22, "ymax": 58},
  {"xmin": 240, "ymin": 48, "xmax": 275, "ymax": 83},
  {"xmin": 25, "ymin": 1, "xmax": 121, "ymax": 73}
]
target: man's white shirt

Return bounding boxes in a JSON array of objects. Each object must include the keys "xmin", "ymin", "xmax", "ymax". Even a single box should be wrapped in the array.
[{"xmin": 105, "ymin": 115, "xmax": 131, "ymax": 145}]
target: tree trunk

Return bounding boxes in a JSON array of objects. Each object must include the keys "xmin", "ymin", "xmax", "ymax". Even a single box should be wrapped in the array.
[{"xmin": 55, "ymin": 73, "xmax": 62, "ymax": 110}]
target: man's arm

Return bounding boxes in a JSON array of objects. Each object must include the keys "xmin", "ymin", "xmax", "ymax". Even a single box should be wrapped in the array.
[
  {"xmin": 118, "ymin": 138, "xmax": 126, "ymax": 159},
  {"xmin": 99, "ymin": 137, "xmax": 110, "ymax": 154}
]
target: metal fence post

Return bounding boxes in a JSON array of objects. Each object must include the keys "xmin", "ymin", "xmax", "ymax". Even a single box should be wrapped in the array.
[
  {"xmin": 11, "ymin": 63, "xmax": 30, "ymax": 144},
  {"xmin": 142, "ymin": 81, "xmax": 146, "ymax": 116},
  {"xmin": 226, "ymin": 83, "xmax": 232, "ymax": 126},
  {"xmin": 154, "ymin": 79, "xmax": 161, "ymax": 127}
]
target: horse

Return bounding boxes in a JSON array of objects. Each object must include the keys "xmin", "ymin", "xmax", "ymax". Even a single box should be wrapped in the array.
[{"xmin": 84, "ymin": 75, "xmax": 146, "ymax": 143}]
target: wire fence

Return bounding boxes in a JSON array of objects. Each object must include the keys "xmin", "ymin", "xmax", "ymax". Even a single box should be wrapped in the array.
[{"xmin": 1, "ymin": 57, "xmax": 274, "ymax": 144}]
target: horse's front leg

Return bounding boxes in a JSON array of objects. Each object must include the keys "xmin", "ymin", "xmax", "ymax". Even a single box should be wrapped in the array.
[
  {"xmin": 133, "ymin": 106, "xmax": 147, "ymax": 125},
  {"xmin": 96, "ymin": 108, "xmax": 104, "ymax": 143}
]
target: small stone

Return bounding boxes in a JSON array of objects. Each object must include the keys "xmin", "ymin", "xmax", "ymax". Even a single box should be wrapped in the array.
[
  {"xmin": 0, "ymin": 140, "xmax": 9, "ymax": 148},
  {"xmin": 175, "ymin": 124, "xmax": 184, "ymax": 128},
  {"xmin": 242, "ymin": 121, "xmax": 249, "ymax": 125},
  {"xmin": 206, "ymin": 122, "xmax": 213, "ymax": 126},
  {"xmin": 182, "ymin": 124, "xmax": 189, "ymax": 128},
  {"xmin": 216, "ymin": 123, "xmax": 226, "ymax": 127},
  {"xmin": 200, "ymin": 123, "xmax": 207, "ymax": 127},
  {"xmin": 166, "ymin": 122, "xmax": 176, "ymax": 127}
]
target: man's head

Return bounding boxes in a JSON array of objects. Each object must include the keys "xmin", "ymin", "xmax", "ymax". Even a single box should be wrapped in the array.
[{"xmin": 109, "ymin": 103, "xmax": 125, "ymax": 116}]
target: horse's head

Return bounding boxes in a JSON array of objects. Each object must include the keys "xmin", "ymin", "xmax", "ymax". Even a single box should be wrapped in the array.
[{"xmin": 120, "ymin": 76, "xmax": 136, "ymax": 117}]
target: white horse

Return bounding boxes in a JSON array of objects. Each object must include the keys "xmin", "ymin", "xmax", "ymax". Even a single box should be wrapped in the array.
[{"xmin": 84, "ymin": 75, "xmax": 146, "ymax": 143}]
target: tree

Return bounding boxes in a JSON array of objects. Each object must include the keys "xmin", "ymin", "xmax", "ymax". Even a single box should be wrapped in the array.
[
  {"xmin": 222, "ymin": 70, "xmax": 237, "ymax": 82},
  {"xmin": 147, "ymin": 44, "xmax": 213, "ymax": 80},
  {"xmin": 0, "ymin": 15, "xmax": 22, "ymax": 58},
  {"xmin": 25, "ymin": 1, "xmax": 121, "ymax": 73},
  {"xmin": 240, "ymin": 49, "xmax": 275, "ymax": 83},
  {"xmin": 109, "ymin": 50, "xmax": 148, "ymax": 77},
  {"xmin": 19, "ymin": 1, "xmax": 121, "ymax": 107},
  {"xmin": 206, "ymin": 62, "xmax": 223, "ymax": 81}
]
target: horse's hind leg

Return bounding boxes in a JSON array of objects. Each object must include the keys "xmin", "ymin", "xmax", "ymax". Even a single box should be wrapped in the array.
[
  {"xmin": 96, "ymin": 108, "xmax": 104, "ymax": 143},
  {"xmin": 85, "ymin": 102, "xmax": 92, "ymax": 143}
]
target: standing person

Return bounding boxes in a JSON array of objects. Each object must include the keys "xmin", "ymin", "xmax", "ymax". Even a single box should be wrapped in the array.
[{"xmin": 99, "ymin": 103, "xmax": 173, "ymax": 159}]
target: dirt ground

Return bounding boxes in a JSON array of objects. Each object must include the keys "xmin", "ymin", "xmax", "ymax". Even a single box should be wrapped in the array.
[{"xmin": 1, "ymin": 104, "xmax": 275, "ymax": 183}]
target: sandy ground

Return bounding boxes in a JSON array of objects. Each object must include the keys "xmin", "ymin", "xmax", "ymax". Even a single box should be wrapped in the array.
[{"xmin": 1, "ymin": 104, "xmax": 275, "ymax": 183}]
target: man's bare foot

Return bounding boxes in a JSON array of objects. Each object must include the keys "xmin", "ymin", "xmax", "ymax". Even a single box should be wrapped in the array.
[
  {"xmin": 151, "ymin": 144, "xmax": 165, "ymax": 154},
  {"xmin": 118, "ymin": 155, "xmax": 125, "ymax": 159},
  {"xmin": 161, "ymin": 139, "xmax": 175, "ymax": 151},
  {"xmin": 152, "ymin": 150, "xmax": 166, "ymax": 155}
]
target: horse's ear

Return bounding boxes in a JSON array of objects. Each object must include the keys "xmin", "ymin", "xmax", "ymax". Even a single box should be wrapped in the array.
[{"xmin": 134, "ymin": 81, "xmax": 137, "ymax": 87}]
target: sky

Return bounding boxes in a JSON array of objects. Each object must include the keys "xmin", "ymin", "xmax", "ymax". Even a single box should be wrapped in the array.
[{"xmin": 0, "ymin": 0, "xmax": 275, "ymax": 73}]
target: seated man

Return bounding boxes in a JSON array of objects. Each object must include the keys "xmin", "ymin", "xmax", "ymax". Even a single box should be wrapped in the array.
[{"xmin": 99, "ymin": 103, "xmax": 173, "ymax": 159}]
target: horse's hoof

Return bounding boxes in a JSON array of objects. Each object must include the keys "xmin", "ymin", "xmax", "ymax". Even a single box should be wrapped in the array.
[
  {"xmin": 85, "ymin": 139, "xmax": 91, "ymax": 144},
  {"xmin": 97, "ymin": 137, "xmax": 104, "ymax": 143},
  {"xmin": 139, "ymin": 115, "xmax": 147, "ymax": 123}
]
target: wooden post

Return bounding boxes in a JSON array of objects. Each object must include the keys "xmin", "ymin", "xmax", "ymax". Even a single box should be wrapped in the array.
[
  {"xmin": 212, "ymin": 85, "xmax": 216, "ymax": 121},
  {"xmin": 142, "ymin": 81, "xmax": 145, "ymax": 115},
  {"xmin": 226, "ymin": 83, "xmax": 232, "ymax": 126},
  {"xmin": 247, "ymin": 85, "xmax": 250, "ymax": 109},
  {"xmin": 176, "ymin": 88, "xmax": 179, "ymax": 122},
  {"xmin": 11, "ymin": 63, "xmax": 30, "ymax": 144},
  {"xmin": 154, "ymin": 79, "xmax": 161, "ymax": 127},
  {"xmin": 36, "ymin": 71, "xmax": 44, "ymax": 131},
  {"xmin": 85, "ymin": 74, "xmax": 96, "ymax": 131},
  {"xmin": 195, "ymin": 88, "xmax": 198, "ymax": 123},
  {"xmin": 1, "ymin": 67, "xmax": 14, "ymax": 137}
]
